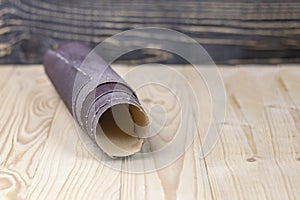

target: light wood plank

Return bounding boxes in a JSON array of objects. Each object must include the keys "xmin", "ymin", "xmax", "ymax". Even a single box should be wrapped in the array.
[
  {"xmin": 26, "ymin": 101, "xmax": 122, "ymax": 200},
  {"xmin": 204, "ymin": 67, "xmax": 300, "ymax": 199},
  {"xmin": 116, "ymin": 66, "xmax": 213, "ymax": 200},
  {"xmin": 0, "ymin": 65, "xmax": 299, "ymax": 200},
  {"xmin": 0, "ymin": 67, "xmax": 59, "ymax": 199},
  {"xmin": 0, "ymin": 66, "xmax": 15, "ymax": 89},
  {"xmin": 121, "ymin": 136, "xmax": 213, "ymax": 200}
]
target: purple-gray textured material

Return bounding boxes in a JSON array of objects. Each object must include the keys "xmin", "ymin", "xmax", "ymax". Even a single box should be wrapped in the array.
[{"xmin": 43, "ymin": 42, "xmax": 145, "ymax": 143}]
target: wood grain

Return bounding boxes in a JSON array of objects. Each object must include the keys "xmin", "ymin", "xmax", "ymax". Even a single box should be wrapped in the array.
[
  {"xmin": 116, "ymin": 66, "xmax": 213, "ymax": 200},
  {"xmin": 204, "ymin": 67, "xmax": 300, "ymax": 199},
  {"xmin": 0, "ymin": 67, "xmax": 59, "ymax": 199},
  {"xmin": 26, "ymin": 102, "xmax": 121, "ymax": 200},
  {"xmin": 121, "ymin": 136, "xmax": 213, "ymax": 200},
  {"xmin": 0, "ymin": 0, "xmax": 300, "ymax": 64},
  {"xmin": 0, "ymin": 65, "xmax": 299, "ymax": 200},
  {"xmin": 115, "ymin": 65, "xmax": 300, "ymax": 200}
]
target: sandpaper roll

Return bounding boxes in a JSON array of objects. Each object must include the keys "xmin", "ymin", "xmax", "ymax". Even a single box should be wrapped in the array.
[{"xmin": 43, "ymin": 42, "xmax": 148, "ymax": 158}]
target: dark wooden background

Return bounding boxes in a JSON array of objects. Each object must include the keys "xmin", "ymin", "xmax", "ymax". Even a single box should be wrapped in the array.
[{"xmin": 0, "ymin": 0, "xmax": 300, "ymax": 65}]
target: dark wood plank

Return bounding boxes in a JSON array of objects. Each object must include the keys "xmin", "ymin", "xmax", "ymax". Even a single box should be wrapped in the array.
[{"xmin": 0, "ymin": 0, "xmax": 300, "ymax": 64}]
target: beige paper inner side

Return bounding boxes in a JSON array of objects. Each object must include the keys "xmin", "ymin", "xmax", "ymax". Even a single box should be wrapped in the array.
[{"xmin": 95, "ymin": 104, "xmax": 148, "ymax": 157}]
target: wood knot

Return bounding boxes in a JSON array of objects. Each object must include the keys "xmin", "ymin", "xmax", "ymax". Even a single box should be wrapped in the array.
[
  {"xmin": 142, "ymin": 98, "xmax": 152, "ymax": 103},
  {"xmin": 246, "ymin": 157, "xmax": 257, "ymax": 162},
  {"xmin": 20, "ymin": 36, "xmax": 41, "ymax": 60},
  {"xmin": 296, "ymin": 157, "xmax": 300, "ymax": 162}
]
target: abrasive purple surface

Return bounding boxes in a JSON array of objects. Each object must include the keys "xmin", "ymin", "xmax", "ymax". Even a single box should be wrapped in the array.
[{"xmin": 43, "ymin": 42, "xmax": 145, "ymax": 143}]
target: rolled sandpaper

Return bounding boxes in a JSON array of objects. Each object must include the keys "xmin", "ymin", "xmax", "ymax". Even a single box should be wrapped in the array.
[{"xmin": 43, "ymin": 42, "xmax": 148, "ymax": 158}]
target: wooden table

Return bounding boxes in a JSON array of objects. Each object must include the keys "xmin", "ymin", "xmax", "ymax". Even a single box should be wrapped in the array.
[
  {"xmin": 0, "ymin": 65, "xmax": 299, "ymax": 200},
  {"xmin": 1, "ymin": 1, "xmax": 300, "ymax": 64}
]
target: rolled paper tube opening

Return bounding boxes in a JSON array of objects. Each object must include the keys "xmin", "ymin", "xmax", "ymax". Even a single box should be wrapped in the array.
[{"xmin": 96, "ymin": 104, "xmax": 148, "ymax": 157}]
